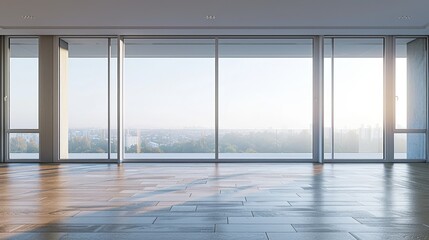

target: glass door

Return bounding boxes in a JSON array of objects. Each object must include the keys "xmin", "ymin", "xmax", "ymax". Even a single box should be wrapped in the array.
[{"xmin": 394, "ymin": 37, "xmax": 427, "ymax": 160}]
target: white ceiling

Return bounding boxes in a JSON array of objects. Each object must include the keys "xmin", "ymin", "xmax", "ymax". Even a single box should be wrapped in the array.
[{"xmin": 1, "ymin": 0, "xmax": 429, "ymax": 35}]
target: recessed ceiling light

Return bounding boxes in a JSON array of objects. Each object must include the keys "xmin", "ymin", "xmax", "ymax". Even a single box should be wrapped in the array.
[
  {"xmin": 206, "ymin": 15, "xmax": 216, "ymax": 20},
  {"xmin": 398, "ymin": 15, "xmax": 412, "ymax": 20},
  {"xmin": 21, "ymin": 15, "xmax": 35, "ymax": 20}
]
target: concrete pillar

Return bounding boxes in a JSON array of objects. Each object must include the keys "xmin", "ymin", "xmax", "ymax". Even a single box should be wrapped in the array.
[
  {"xmin": 59, "ymin": 39, "xmax": 69, "ymax": 159},
  {"xmin": 39, "ymin": 36, "xmax": 55, "ymax": 163},
  {"xmin": 407, "ymin": 39, "xmax": 426, "ymax": 159}
]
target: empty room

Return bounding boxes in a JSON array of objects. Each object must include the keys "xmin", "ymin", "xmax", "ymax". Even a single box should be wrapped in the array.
[{"xmin": 0, "ymin": 0, "xmax": 429, "ymax": 239}]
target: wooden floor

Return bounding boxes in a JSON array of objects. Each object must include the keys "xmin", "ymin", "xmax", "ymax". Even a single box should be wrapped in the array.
[{"xmin": 1, "ymin": 163, "xmax": 429, "ymax": 240}]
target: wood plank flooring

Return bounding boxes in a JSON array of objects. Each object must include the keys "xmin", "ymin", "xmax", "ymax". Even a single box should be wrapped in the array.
[{"xmin": 0, "ymin": 163, "xmax": 429, "ymax": 239}]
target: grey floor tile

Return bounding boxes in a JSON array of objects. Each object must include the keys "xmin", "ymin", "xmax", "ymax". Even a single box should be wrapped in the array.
[
  {"xmin": 351, "ymin": 232, "xmax": 429, "ymax": 240},
  {"xmin": 77, "ymin": 210, "xmax": 252, "ymax": 217},
  {"xmin": 155, "ymin": 217, "xmax": 227, "ymax": 224},
  {"xmin": 171, "ymin": 206, "xmax": 197, "ymax": 212},
  {"xmin": 216, "ymin": 224, "xmax": 295, "ymax": 233},
  {"xmin": 252, "ymin": 210, "xmax": 375, "ymax": 217},
  {"xmin": 228, "ymin": 217, "xmax": 359, "ymax": 224},
  {"xmin": 96, "ymin": 224, "xmax": 214, "ymax": 233},
  {"xmin": 288, "ymin": 201, "xmax": 364, "ymax": 206},
  {"xmin": 354, "ymin": 217, "xmax": 429, "ymax": 225},
  {"xmin": 64, "ymin": 233, "xmax": 268, "ymax": 240},
  {"xmin": 267, "ymin": 232, "xmax": 356, "ymax": 240},
  {"xmin": 292, "ymin": 223, "xmax": 429, "ymax": 233}
]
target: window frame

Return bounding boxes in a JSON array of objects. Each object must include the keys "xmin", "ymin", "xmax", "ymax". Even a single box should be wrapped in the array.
[
  {"xmin": 2, "ymin": 35, "xmax": 425, "ymax": 163},
  {"xmin": 4, "ymin": 36, "xmax": 40, "ymax": 162},
  {"xmin": 57, "ymin": 36, "xmax": 118, "ymax": 162},
  {"xmin": 392, "ymin": 36, "xmax": 429, "ymax": 161}
]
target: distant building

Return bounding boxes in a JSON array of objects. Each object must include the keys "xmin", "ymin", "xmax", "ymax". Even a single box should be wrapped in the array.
[
  {"xmin": 125, "ymin": 136, "xmax": 139, "ymax": 148},
  {"xmin": 147, "ymin": 141, "xmax": 159, "ymax": 148}
]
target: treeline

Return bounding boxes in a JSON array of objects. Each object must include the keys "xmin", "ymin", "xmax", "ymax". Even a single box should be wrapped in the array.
[
  {"xmin": 10, "ymin": 130, "xmax": 382, "ymax": 154},
  {"xmin": 219, "ymin": 131, "xmax": 311, "ymax": 153},
  {"xmin": 125, "ymin": 136, "xmax": 215, "ymax": 153},
  {"xmin": 125, "ymin": 131, "xmax": 313, "ymax": 153},
  {"xmin": 68, "ymin": 136, "xmax": 113, "ymax": 153},
  {"xmin": 10, "ymin": 136, "xmax": 39, "ymax": 153}
]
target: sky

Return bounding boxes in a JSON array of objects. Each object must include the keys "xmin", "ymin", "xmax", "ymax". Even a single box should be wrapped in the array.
[
  {"xmin": 327, "ymin": 58, "xmax": 384, "ymax": 130},
  {"xmin": 9, "ymin": 58, "xmax": 39, "ymax": 129}
]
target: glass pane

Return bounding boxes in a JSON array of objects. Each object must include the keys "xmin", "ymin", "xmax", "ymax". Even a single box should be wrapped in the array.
[
  {"xmin": 395, "ymin": 133, "xmax": 426, "ymax": 159},
  {"xmin": 324, "ymin": 39, "xmax": 333, "ymax": 160},
  {"xmin": 60, "ymin": 38, "xmax": 109, "ymax": 159},
  {"xmin": 124, "ymin": 39, "xmax": 215, "ymax": 159},
  {"xmin": 9, "ymin": 133, "xmax": 39, "ymax": 159},
  {"xmin": 110, "ymin": 39, "xmax": 118, "ymax": 159},
  {"xmin": 9, "ymin": 38, "xmax": 39, "ymax": 129},
  {"xmin": 332, "ymin": 39, "xmax": 384, "ymax": 159},
  {"xmin": 219, "ymin": 39, "xmax": 313, "ymax": 159},
  {"xmin": 395, "ymin": 38, "xmax": 427, "ymax": 129}
]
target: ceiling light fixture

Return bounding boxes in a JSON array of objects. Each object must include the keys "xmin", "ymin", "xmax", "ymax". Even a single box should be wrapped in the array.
[
  {"xmin": 398, "ymin": 15, "xmax": 412, "ymax": 20},
  {"xmin": 206, "ymin": 15, "xmax": 216, "ymax": 20},
  {"xmin": 21, "ymin": 15, "xmax": 35, "ymax": 20}
]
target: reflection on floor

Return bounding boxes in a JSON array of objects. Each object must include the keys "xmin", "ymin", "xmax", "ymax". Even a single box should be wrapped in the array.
[{"xmin": 0, "ymin": 163, "xmax": 429, "ymax": 239}]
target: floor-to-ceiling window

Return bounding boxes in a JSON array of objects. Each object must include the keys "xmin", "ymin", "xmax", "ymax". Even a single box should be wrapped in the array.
[
  {"xmin": 46, "ymin": 35, "xmax": 428, "ymax": 162},
  {"xmin": 123, "ymin": 39, "xmax": 216, "ymax": 159},
  {"xmin": 218, "ymin": 39, "xmax": 313, "ymax": 159},
  {"xmin": 7, "ymin": 38, "xmax": 39, "ymax": 160},
  {"xmin": 324, "ymin": 38, "xmax": 385, "ymax": 160},
  {"xmin": 59, "ymin": 38, "xmax": 117, "ymax": 160},
  {"xmin": 394, "ymin": 37, "xmax": 427, "ymax": 160}
]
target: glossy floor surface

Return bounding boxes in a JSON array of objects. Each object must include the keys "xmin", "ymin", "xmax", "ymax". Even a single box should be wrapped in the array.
[{"xmin": 0, "ymin": 163, "xmax": 429, "ymax": 240}]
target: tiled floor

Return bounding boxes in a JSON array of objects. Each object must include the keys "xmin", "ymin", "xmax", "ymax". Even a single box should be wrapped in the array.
[{"xmin": 0, "ymin": 163, "xmax": 429, "ymax": 239}]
